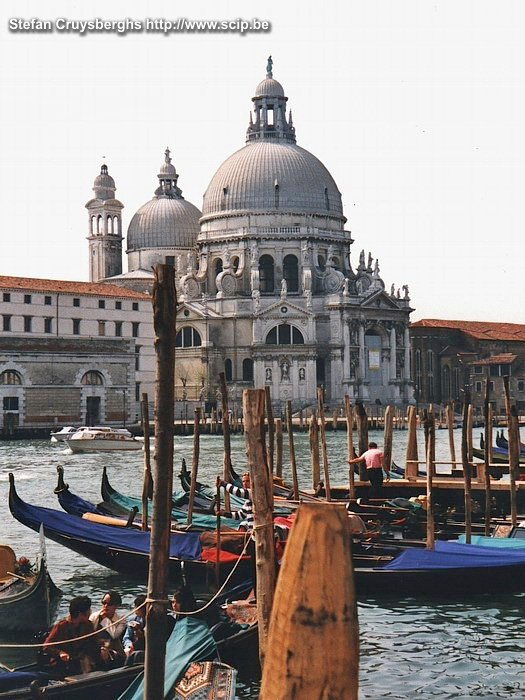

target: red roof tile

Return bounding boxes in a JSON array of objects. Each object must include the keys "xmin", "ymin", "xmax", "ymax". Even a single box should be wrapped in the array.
[
  {"xmin": 411, "ymin": 319, "xmax": 525, "ymax": 342},
  {"xmin": 0, "ymin": 276, "xmax": 150, "ymax": 299},
  {"xmin": 467, "ymin": 353, "xmax": 518, "ymax": 365}
]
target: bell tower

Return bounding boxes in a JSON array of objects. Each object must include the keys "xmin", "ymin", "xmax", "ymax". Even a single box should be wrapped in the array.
[{"xmin": 86, "ymin": 164, "xmax": 124, "ymax": 282}]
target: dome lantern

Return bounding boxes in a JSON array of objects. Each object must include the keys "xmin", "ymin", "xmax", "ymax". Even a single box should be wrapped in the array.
[
  {"xmin": 246, "ymin": 57, "xmax": 296, "ymax": 144},
  {"xmin": 155, "ymin": 147, "xmax": 182, "ymax": 198}
]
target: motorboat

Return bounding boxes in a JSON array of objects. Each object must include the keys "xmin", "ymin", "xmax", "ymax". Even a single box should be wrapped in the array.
[
  {"xmin": 65, "ymin": 427, "xmax": 141, "ymax": 452},
  {"xmin": 50, "ymin": 426, "xmax": 87, "ymax": 442}
]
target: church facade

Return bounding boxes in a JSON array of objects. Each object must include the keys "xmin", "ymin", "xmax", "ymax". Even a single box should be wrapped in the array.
[{"xmin": 90, "ymin": 61, "xmax": 414, "ymax": 410}]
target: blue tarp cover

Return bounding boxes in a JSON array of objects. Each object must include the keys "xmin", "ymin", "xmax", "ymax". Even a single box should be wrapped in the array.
[
  {"xmin": 457, "ymin": 535, "xmax": 525, "ymax": 548},
  {"xmin": 13, "ymin": 496, "xmax": 202, "ymax": 560},
  {"xmin": 0, "ymin": 670, "xmax": 49, "ymax": 692},
  {"xmin": 381, "ymin": 540, "xmax": 525, "ymax": 570},
  {"xmin": 118, "ymin": 617, "xmax": 217, "ymax": 700},
  {"xmin": 58, "ymin": 488, "xmax": 101, "ymax": 516}
]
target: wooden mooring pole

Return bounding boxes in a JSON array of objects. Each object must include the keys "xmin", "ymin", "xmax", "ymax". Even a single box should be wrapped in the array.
[
  {"xmin": 426, "ymin": 405, "xmax": 435, "ymax": 550},
  {"xmin": 344, "ymin": 396, "xmax": 356, "ymax": 500},
  {"xmin": 265, "ymin": 386, "xmax": 275, "ymax": 476},
  {"xmin": 243, "ymin": 389, "xmax": 275, "ymax": 668},
  {"xmin": 405, "ymin": 405, "xmax": 418, "ymax": 479},
  {"xmin": 260, "ymin": 502, "xmax": 359, "ymax": 699},
  {"xmin": 355, "ymin": 403, "xmax": 368, "ymax": 481},
  {"xmin": 462, "ymin": 391, "xmax": 472, "ymax": 544},
  {"xmin": 144, "ymin": 264, "xmax": 177, "ymax": 700},
  {"xmin": 446, "ymin": 403, "xmax": 456, "ymax": 464},
  {"xmin": 140, "ymin": 392, "xmax": 152, "ymax": 532},
  {"xmin": 309, "ymin": 409, "xmax": 320, "ymax": 489},
  {"xmin": 317, "ymin": 386, "xmax": 331, "ymax": 501},
  {"xmin": 219, "ymin": 372, "xmax": 232, "ymax": 511},
  {"xmin": 383, "ymin": 405, "xmax": 393, "ymax": 475},
  {"xmin": 483, "ymin": 383, "xmax": 492, "ymax": 536},
  {"xmin": 286, "ymin": 400, "xmax": 299, "ymax": 500},
  {"xmin": 186, "ymin": 407, "xmax": 201, "ymax": 526},
  {"xmin": 504, "ymin": 376, "xmax": 518, "ymax": 526},
  {"xmin": 275, "ymin": 418, "xmax": 283, "ymax": 479}
]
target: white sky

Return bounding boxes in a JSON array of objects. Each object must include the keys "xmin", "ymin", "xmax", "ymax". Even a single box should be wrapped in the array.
[{"xmin": 1, "ymin": 0, "xmax": 524, "ymax": 323}]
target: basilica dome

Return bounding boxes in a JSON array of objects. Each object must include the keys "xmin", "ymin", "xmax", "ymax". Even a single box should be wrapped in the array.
[{"xmin": 127, "ymin": 149, "xmax": 201, "ymax": 251}]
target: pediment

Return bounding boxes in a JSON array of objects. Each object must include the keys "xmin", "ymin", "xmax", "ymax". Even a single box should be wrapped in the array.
[
  {"xmin": 179, "ymin": 301, "xmax": 221, "ymax": 319},
  {"xmin": 360, "ymin": 289, "xmax": 401, "ymax": 310},
  {"xmin": 259, "ymin": 299, "xmax": 312, "ymax": 319}
]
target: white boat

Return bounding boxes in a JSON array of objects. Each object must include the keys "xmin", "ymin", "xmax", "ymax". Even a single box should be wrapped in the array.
[
  {"xmin": 50, "ymin": 426, "xmax": 88, "ymax": 442},
  {"xmin": 65, "ymin": 427, "xmax": 141, "ymax": 452}
]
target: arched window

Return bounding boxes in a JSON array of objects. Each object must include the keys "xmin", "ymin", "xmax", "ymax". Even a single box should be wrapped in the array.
[
  {"xmin": 225, "ymin": 359, "xmax": 233, "ymax": 382},
  {"xmin": 0, "ymin": 370, "xmax": 22, "ymax": 385},
  {"xmin": 81, "ymin": 371, "xmax": 104, "ymax": 385},
  {"xmin": 113, "ymin": 216, "xmax": 119, "ymax": 234},
  {"xmin": 265, "ymin": 324, "xmax": 304, "ymax": 345},
  {"xmin": 214, "ymin": 259, "xmax": 223, "ymax": 277},
  {"xmin": 107, "ymin": 216, "xmax": 113, "ymax": 234},
  {"xmin": 283, "ymin": 254, "xmax": 299, "ymax": 292},
  {"xmin": 232, "ymin": 257, "xmax": 240, "ymax": 273},
  {"xmin": 91, "ymin": 216, "xmax": 96, "ymax": 235},
  {"xmin": 318, "ymin": 255, "xmax": 326, "ymax": 271},
  {"xmin": 97, "ymin": 215, "xmax": 102, "ymax": 234},
  {"xmin": 259, "ymin": 255, "xmax": 274, "ymax": 293},
  {"xmin": 242, "ymin": 358, "xmax": 254, "ymax": 382},
  {"xmin": 175, "ymin": 327, "xmax": 202, "ymax": 348}
]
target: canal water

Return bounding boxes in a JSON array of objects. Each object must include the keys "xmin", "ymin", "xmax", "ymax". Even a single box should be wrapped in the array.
[{"xmin": 1, "ymin": 427, "xmax": 525, "ymax": 698}]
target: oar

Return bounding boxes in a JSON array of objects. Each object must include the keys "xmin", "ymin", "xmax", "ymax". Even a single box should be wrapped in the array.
[{"xmin": 215, "ymin": 479, "xmax": 221, "ymax": 586}]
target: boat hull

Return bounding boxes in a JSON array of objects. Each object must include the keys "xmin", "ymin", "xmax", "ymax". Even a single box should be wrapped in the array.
[{"xmin": 66, "ymin": 439, "xmax": 142, "ymax": 452}]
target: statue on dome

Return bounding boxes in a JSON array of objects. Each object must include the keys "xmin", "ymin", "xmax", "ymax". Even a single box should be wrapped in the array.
[{"xmin": 266, "ymin": 55, "xmax": 273, "ymax": 76}]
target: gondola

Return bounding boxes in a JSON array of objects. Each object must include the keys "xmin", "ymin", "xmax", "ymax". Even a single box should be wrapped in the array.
[
  {"xmin": 8, "ymin": 474, "xmax": 251, "ymax": 589},
  {"xmin": 495, "ymin": 431, "xmax": 525, "ymax": 455},
  {"xmin": 0, "ymin": 617, "xmax": 244, "ymax": 699},
  {"xmin": 0, "ymin": 529, "xmax": 62, "ymax": 634}
]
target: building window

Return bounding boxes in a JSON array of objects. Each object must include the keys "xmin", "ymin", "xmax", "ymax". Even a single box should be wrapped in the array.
[
  {"xmin": 115, "ymin": 321, "xmax": 123, "ymax": 337},
  {"xmin": 44, "ymin": 317, "xmax": 52, "ymax": 333},
  {"xmin": 115, "ymin": 301, "xmax": 122, "ymax": 310},
  {"xmin": 132, "ymin": 322, "xmax": 140, "ymax": 338},
  {"xmin": 3, "ymin": 293, "xmax": 10, "ymax": 302},
  {"xmin": 98, "ymin": 299, "xmax": 105, "ymax": 309},
  {"xmin": 518, "ymin": 381, "xmax": 525, "ymax": 392},
  {"xmin": 0, "ymin": 370, "xmax": 22, "ymax": 385},
  {"xmin": 44, "ymin": 296, "xmax": 52, "ymax": 305},
  {"xmin": 23, "ymin": 316, "xmax": 32, "ymax": 332},
  {"xmin": 415, "ymin": 349, "xmax": 421, "ymax": 373},
  {"xmin": 490, "ymin": 363, "xmax": 510, "ymax": 377},
  {"xmin": 283, "ymin": 254, "xmax": 299, "ymax": 293},
  {"xmin": 175, "ymin": 327, "xmax": 202, "ymax": 348},
  {"xmin": 81, "ymin": 370, "xmax": 104, "ymax": 385},
  {"xmin": 135, "ymin": 346, "xmax": 140, "ymax": 371},
  {"xmin": 488, "ymin": 381, "xmax": 495, "ymax": 392},
  {"xmin": 242, "ymin": 358, "xmax": 254, "ymax": 382},
  {"xmin": 72, "ymin": 319, "xmax": 81, "ymax": 335},
  {"xmin": 165, "ymin": 256, "xmax": 175, "ymax": 266},
  {"xmin": 98, "ymin": 321, "xmax": 106, "ymax": 336},
  {"xmin": 132, "ymin": 302, "xmax": 139, "ymax": 311},
  {"xmin": 259, "ymin": 255, "xmax": 275, "ymax": 293},
  {"xmin": 24, "ymin": 294, "xmax": 31, "ymax": 304},
  {"xmin": 225, "ymin": 359, "xmax": 233, "ymax": 382},
  {"xmin": 265, "ymin": 323, "xmax": 305, "ymax": 345},
  {"xmin": 73, "ymin": 298, "xmax": 80, "ymax": 307},
  {"xmin": 475, "ymin": 381, "xmax": 482, "ymax": 393},
  {"xmin": 2, "ymin": 315, "xmax": 11, "ymax": 331},
  {"xmin": 135, "ymin": 382, "xmax": 141, "ymax": 402},
  {"xmin": 474, "ymin": 366, "xmax": 482, "ymax": 374},
  {"xmin": 3, "ymin": 396, "xmax": 19, "ymax": 411},
  {"xmin": 427, "ymin": 350, "xmax": 434, "ymax": 373}
]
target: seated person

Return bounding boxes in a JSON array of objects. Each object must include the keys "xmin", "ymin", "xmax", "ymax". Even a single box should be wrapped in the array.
[
  {"xmin": 89, "ymin": 591, "xmax": 126, "ymax": 668},
  {"xmin": 42, "ymin": 595, "xmax": 101, "ymax": 675},
  {"xmin": 123, "ymin": 594, "xmax": 147, "ymax": 659}
]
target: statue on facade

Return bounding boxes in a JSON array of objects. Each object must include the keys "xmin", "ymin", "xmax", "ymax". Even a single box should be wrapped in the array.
[
  {"xmin": 390, "ymin": 283, "xmax": 395, "ymax": 297},
  {"xmin": 367, "ymin": 252, "xmax": 373, "ymax": 271},
  {"xmin": 280, "ymin": 359, "xmax": 290, "ymax": 381},
  {"xmin": 280, "ymin": 278, "xmax": 287, "ymax": 298},
  {"xmin": 265, "ymin": 367, "xmax": 272, "ymax": 382},
  {"xmin": 305, "ymin": 289, "xmax": 312, "ymax": 309},
  {"xmin": 299, "ymin": 367, "xmax": 305, "ymax": 381},
  {"xmin": 252, "ymin": 288, "xmax": 261, "ymax": 312},
  {"xmin": 250, "ymin": 241, "xmax": 258, "ymax": 266},
  {"xmin": 266, "ymin": 55, "xmax": 273, "ymax": 75},
  {"xmin": 402, "ymin": 284, "xmax": 410, "ymax": 299},
  {"xmin": 343, "ymin": 278, "xmax": 350, "ymax": 297},
  {"xmin": 358, "ymin": 249, "xmax": 366, "ymax": 270}
]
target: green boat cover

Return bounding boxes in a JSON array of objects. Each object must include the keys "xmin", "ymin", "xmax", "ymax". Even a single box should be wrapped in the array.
[
  {"xmin": 118, "ymin": 617, "xmax": 217, "ymax": 700},
  {"xmin": 457, "ymin": 535, "xmax": 525, "ymax": 547}
]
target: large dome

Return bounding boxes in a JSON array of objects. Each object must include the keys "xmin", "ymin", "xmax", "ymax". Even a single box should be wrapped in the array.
[
  {"xmin": 201, "ymin": 141, "xmax": 344, "ymax": 220},
  {"xmin": 127, "ymin": 197, "xmax": 201, "ymax": 250}
]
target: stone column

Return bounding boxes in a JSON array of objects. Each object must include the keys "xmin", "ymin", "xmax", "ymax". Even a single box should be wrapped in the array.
[
  {"xmin": 390, "ymin": 326, "xmax": 397, "ymax": 381},
  {"xmin": 343, "ymin": 320, "xmax": 351, "ymax": 381},
  {"xmin": 404, "ymin": 326, "xmax": 411, "ymax": 381},
  {"xmin": 358, "ymin": 323, "xmax": 365, "ymax": 380}
]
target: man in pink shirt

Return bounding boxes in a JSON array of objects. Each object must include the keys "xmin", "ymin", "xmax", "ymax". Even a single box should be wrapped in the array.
[{"xmin": 348, "ymin": 441, "xmax": 388, "ymax": 502}]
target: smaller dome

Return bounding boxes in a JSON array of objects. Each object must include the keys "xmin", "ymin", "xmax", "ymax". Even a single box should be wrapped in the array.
[
  {"xmin": 94, "ymin": 172, "xmax": 115, "ymax": 188},
  {"xmin": 92, "ymin": 164, "xmax": 116, "ymax": 200},
  {"xmin": 127, "ymin": 197, "xmax": 201, "ymax": 250},
  {"xmin": 158, "ymin": 147, "xmax": 177, "ymax": 177},
  {"xmin": 254, "ymin": 78, "xmax": 285, "ymax": 97}
]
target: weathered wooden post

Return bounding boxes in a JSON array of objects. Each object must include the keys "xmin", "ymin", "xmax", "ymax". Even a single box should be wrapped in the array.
[
  {"xmin": 446, "ymin": 402, "xmax": 456, "ymax": 465},
  {"xmin": 186, "ymin": 407, "xmax": 201, "ymax": 526},
  {"xmin": 265, "ymin": 386, "xmax": 275, "ymax": 476},
  {"xmin": 275, "ymin": 417, "xmax": 283, "ymax": 479},
  {"xmin": 405, "ymin": 405, "xmax": 418, "ymax": 480},
  {"xmin": 355, "ymin": 402, "xmax": 368, "ymax": 480},
  {"xmin": 309, "ymin": 409, "xmax": 320, "ymax": 489},
  {"xmin": 504, "ymin": 376, "xmax": 518, "ymax": 526},
  {"xmin": 141, "ymin": 392, "xmax": 152, "ymax": 531},
  {"xmin": 483, "ymin": 383, "xmax": 493, "ymax": 536},
  {"xmin": 462, "ymin": 391, "xmax": 472, "ymax": 544},
  {"xmin": 332, "ymin": 408, "xmax": 339, "ymax": 431},
  {"xmin": 426, "ymin": 405, "xmax": 435, "ymax": 550},
  {"xmin": 467, "ymin": 403, "xmax": 474, "ymax": 463},
  {"xmin": 260, "ymin": 503, "xmax": 359, "ymax": 699},
  {"xmin": 317, "ymin": 386, "xmax": 331, "ymax": 501},
  {"xmin": 145, "ymin": 264, "xmax": 176, "ymax": 700},
  {"xmin": 344, "ymin": 396, "xmax": 356, "ymax": 500},
  {"xmin": 286, "ymin": 400, "xmax": 300, "ymax": 500},
  {"xmin": 219, "ymin": 372, "xmax": 232, "ymax": 512},
  {"xmin": 243, "ymin": 389, "xmax": 276, "ymax": 668},
  {"xmin": 383, "ymin": 405, "xmax": 393, "ymax": 475}
]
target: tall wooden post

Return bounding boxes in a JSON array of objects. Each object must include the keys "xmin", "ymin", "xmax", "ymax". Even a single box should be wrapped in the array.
[
  {"xmin": 383, "ymin": 405, "xmax": 393, "ymax": 474},
  {"xmin": 309, "ymin": 410, "xmax": 320, "ymax": 489},
  {"xmin": 446, "ymin": 403, "xmax": 456, "ymax": 464},
  {"xmin": 186, "ymin": 407, "xmax": 201, "ymax": 526},
  {"xmin": 504, "ymin": 376, "xmax": 518, "ymax": 526},
  {"xmin": 141, "ymin": 392, "xmax": 152, "ymax": 532},
  {"xmin": 461, "ymin": 391, "xmax": 472, "ymax": 543},
  {"xmin": 219, "ymin": 372, "xmax": 232, "ymax": 511},
  {"xmin": 145, "ymin": 264, "xmax": 176, "ymax": 700},
  {"xmin": 260, "ymin": 503, "xmax": 359, "ymax": 700},
  {"xmin": 286, "ymin": 400, "xmax": 299, "ymax": 500},
  {"xmin": 483, "ymin": 383, "xmax": 493, "ymax": 536},
  {"xmin": 265, "ymin": 386, "xmax": 275, "ymax": 477},
  {"xmin": 344, "ymin": 396, "xmax": 356, "ymax": 500},
  {"xmin": 355, "ymin": 403, "xmax": 368, "ymax": 480},
  {"xmin": 243, "ymin": 389, "xmax": 276, "ymax": 668},
  {"xmin": 317, "ymin": 386, "xmax": 331, "ymax": 501},
  {"xmin": 467, "ymin": 403, "xmax": 474, "ymax": 463},
  {"xmin": 405, "ymin": 405, "xmax": 418, "ymax": 479},
  {"xmin": 275, "ymin": 418, "xmax": 283, "ymax": 479},
  {"xmin": 426, "ymin": 405, "xmax": 435, "ymax": 550}
]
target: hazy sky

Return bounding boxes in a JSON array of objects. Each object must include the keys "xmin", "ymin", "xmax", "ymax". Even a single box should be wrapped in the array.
[{"xmin": 1, "ymin": 0, "xmax": 524, "ymax": 323}]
